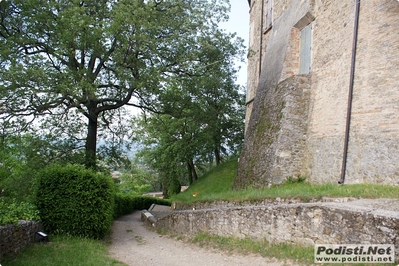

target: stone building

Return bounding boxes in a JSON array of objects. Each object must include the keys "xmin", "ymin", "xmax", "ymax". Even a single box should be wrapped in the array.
[{"xmin": 235, "ymin": 0, "xmax": 399, "ymax": 188}]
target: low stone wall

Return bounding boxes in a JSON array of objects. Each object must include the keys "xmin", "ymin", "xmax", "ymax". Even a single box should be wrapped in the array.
[
  {"xmin": 0, "ymin": 220, "xmax": 43, "ymax": 261},
  {"xmin": 155, "ymin": 199, "xmax": 399, "ymax": 261},
  {"xmin": 171, "ymin": 196, "xmax": 356, "ymax": 211}
]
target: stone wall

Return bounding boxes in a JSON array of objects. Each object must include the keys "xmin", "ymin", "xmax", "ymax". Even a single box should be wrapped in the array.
[
  {"xmin": 235, "ymin": 75, "xmax": 311, "ymax": 188},
  {"xmin": 305, "ymin": 0, "xmax": 399, "ymax": 185},
  {"xmin": 240, "ymin": 0, "xmax": 399, "ymax": 187},
  {"xmin": 0, "ymin": 220, "xmax": 43, "ymax": 261},
  {"xmin": 341, "ymin": 0, "xmax": 399, "ymax": 185},
  {"xmin": 155, "ymin": 199, "xmax": 399, "ymax": 261}
]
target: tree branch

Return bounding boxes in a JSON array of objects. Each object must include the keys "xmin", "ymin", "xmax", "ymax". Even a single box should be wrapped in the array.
[{"xmin": 94, "ymin": 37, "xmax": 118, "ymax": 78}]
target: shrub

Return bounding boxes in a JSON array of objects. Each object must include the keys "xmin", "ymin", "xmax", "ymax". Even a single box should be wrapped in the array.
[
  {"xmin": 114, "ymin": 193, "xmax": 170, "ymax": 219},
  {"xmin": 285, "ymin": 175, "xmax": 307, "ymax": 184},
  {"xmin": 167, "ymin": 177, "xmax": 181, "ymax": 197},
  {"xmin": 0, "ymin": 199, "xmax": 40, "ymax": 226},
  {"xmin": 162, "ymin": 176, "xmax": 181, "ymax": 199},
  {"xmin": 35, "ymin": 164, "xmax": 114, "ymax": 239}
]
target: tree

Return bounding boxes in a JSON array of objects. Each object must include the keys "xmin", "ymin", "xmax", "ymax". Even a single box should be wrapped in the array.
[
  {"xmin": 0, "ymin": 132, "xmax": 85, "ymax": 201},
  {"xmin": 132, "ymin": 30, "xmax": 245, "ymax": 191},
  {"xmin": 0, "ymin": 0, "xmax": 230, "ymax": 168},
  {"xmin": 193, "ymin": 33, "xmax": 246, "ymax": 165},
  {"xmin": 116, "ymin": 162, "xmax": 158, "ymax": 195}
]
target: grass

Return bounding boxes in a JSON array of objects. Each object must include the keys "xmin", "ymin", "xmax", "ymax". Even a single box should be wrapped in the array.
[
  {"xmin": 172, "ymin": 159, "xmax": 238, "ymax": 203},
  {"xmin": 171, "ymin": 159, "xmax": 399, "ymax": 203},
  {"xmin": 1, "ymin": 235, "xmax": 126, "ymax": 266},
  {"xmin": 191, "ymin": 233, "xmax": 313, "ymax": 265}
]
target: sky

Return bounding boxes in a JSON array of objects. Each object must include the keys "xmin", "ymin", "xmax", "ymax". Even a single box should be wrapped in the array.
[{"xmin": 219, "ymin": 0, "xmax": 250, "ymax": 87}]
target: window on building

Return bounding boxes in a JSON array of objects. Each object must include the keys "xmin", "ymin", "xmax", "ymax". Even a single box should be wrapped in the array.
[
  {"xmin": 264, "ymin": 0, "xmax": 273, "ymax": 32},
  {"xmin": 299, "ymin": 23, "xmax": 312, "ymax": 74}
]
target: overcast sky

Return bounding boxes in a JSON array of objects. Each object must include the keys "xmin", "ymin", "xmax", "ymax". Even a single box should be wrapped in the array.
[{"xmin": 219, "ymin": 0, "xmax": 250, "ymax": 87}]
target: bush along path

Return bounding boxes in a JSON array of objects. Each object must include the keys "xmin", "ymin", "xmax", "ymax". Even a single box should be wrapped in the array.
[
  {"xmin": 107, "ymin": 211, "xmax": 299, "ymax": 266},
  {"xmin": 35, "ymin": 164, "xmax": 115, "ymax": 239}
]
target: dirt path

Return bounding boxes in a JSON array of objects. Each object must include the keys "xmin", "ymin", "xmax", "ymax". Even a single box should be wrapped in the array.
[{"xmin": 107, "ymin": 211, "xmax": 296, "ymax": 266}]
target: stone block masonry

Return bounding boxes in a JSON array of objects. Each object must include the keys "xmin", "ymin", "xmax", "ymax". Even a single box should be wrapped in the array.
[
  {"xmin": 0, "ymin": 220, "xmax": 43, "ymax": 261},
  {"xmin": 306, "ymin": 0, "xmax": 399, "ymax": 185},
  {"xmin": 241, "ymin": 0, "xmax": 399, "ymax": 187},
  {"xmin": 153, "ymin": 198, "xmax": 399, "ymax": 262},
  {"xmin": 235, "ymin": 75, "xmax": 311, "ymax": 188}
]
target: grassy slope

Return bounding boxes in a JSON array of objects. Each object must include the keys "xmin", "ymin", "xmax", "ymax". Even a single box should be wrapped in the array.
[{"xmin": 171, "ymin": 159, "xmax": 399, "ymax": 203}]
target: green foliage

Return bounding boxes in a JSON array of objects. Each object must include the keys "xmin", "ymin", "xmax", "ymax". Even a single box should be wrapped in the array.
[
  {"xmin": 115, "ymin": 164, "xmax": 158, "ymax": 195},
  {"xmin": 0, "ymin": 134, "xmax": 85, "ymax": 202},
  {"xmin": 113, "ymin": 193, "xmax": 170, "ymax": 219},
  {"xmin": 97, "ymin": 142, "xmax": 132, "ymax": 171},
  {"xmin": 165, "ymin": 177, "xmax": 181, "ymax": 198},
  {"xmin": 285, "ymin": 175, "xmax": 307, "ymax": 184},
  {"xmin": 130, "ymin": 5, "xmax": 246, "ymax": 194},
  {"xmin": 0, "ymin": 199, "xmax": 40, "ymax": 226},
  {"xmin": 1, "ymin": 235, "xmax": 126, "ymax": 266},
  {"xmin": 35, "ymin": 164, "xmax": 115, "ymax": 239},
  {"xmin": 135, "ymin": 143, "xmax": 188, "ymax": 198},
  {"xmin": 0, "ymin": 0, "xmax": 236, "ymax": 168}
]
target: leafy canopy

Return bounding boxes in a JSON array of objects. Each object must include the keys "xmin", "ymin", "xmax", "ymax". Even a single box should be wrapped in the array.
[{"xmin": 0, "ymin": 0, "xmax": 233, "ymax": 168}]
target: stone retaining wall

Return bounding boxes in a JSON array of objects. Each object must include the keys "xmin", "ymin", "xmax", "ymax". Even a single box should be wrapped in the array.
[
  {"xmin": 236, "ymin": 74, "xmax": 311, "ymax": 188},
  {"xmin": 155, "ymin": 199, "xmax": 399, "ymax": 261},
  {"xmin": 0, "ymin": 220, "xmax": 43, "ymax": 261}
]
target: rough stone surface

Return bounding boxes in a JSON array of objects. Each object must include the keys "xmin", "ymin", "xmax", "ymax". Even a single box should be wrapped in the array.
[
  {"xmin": 236, "ymin": 75, "xmax": 311, "ymax": 188},
  {"xmin": 0, "ymin": 220, "xmax": 43, "ymax": 260},
  {"xmin": 241, "ymin": 0, "xmax": 399, "ymax": 187},
  {"xmin": 306, "ymin": 0, "xmax": 399, "ymax": 185},
  {"xmin": 151, "ymin": 199, "xmax": 399, "ymax": 262}
]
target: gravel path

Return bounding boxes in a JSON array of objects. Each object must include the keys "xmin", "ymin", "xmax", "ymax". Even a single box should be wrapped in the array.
[{"xmin": 107, "ymin": 211, "xmax": 297, "ymax": 266}]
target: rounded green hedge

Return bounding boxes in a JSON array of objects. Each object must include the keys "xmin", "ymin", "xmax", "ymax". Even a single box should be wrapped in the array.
[{"xmin": 35, "ymin": 164, "xmax": 114, "ymax": 239}]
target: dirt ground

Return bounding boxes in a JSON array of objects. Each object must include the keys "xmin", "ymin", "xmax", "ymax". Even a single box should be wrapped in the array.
[{"xmin": 107, "ymin": 211, "xmax": 298, "ymax": 266}]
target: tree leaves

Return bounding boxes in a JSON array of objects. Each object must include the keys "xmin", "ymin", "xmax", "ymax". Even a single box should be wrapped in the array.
[
  {"xmin": 132, "ymin": 22, "xmax": 245, "ymax": 191},
  {"xmin": 0, "ymin": 0, "xmax": 235, "ymax": 168}
]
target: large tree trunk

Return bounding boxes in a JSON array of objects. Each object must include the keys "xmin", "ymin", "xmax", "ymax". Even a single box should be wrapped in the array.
[{"xmin": 85, "ymin": 115, "xmax": 98, "ymax": 169}]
